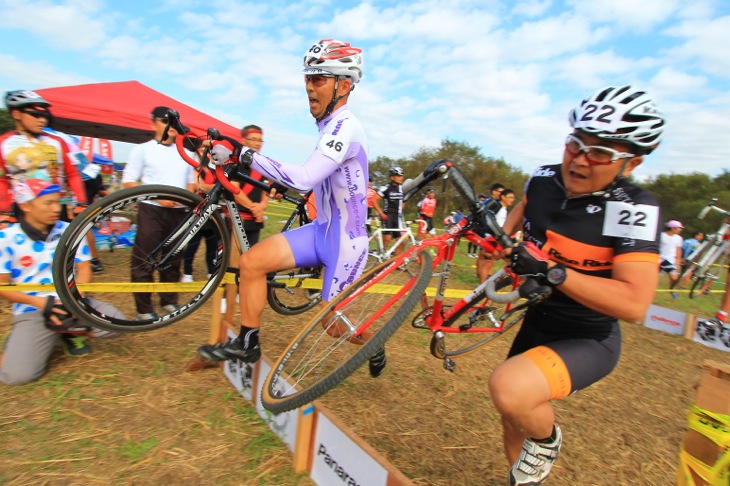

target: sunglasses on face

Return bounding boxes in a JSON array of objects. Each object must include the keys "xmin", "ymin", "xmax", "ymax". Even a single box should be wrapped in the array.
[
  {"xmin": 564, "ymin": 134, "xmax": 635, "ymax": 165},
  {"xmin": 304, "ymin": 74, "xmax": 335, "ymax": 87},
  {"xmin": 21, "ymin": 109, "xmax": 51, "ymax": 119}
]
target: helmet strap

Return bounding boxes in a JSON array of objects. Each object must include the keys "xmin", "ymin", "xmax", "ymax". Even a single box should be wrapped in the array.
[{"xmin": 316, "ymin": 76, "xmax": 352, "ymax": 122}]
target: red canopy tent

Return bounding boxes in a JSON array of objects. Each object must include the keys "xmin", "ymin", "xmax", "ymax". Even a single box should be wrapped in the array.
[{"xmin": 34, "ymin": 80, "xmax": 240, "ymax": 144}]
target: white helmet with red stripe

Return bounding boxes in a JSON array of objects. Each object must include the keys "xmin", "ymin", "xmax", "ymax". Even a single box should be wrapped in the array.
[
  {"xmin": 302, "ymin": 39, "xmax": 364, "ymax": 83},
  {"xmin": 569, "ymin": 85, "xmax": 665, "ymax": 154}
]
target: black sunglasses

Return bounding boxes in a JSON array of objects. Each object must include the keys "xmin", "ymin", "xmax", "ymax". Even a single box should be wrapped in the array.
[{"xmin": 21, "ymin": 109, "xmax": 51, "ymax": 119}]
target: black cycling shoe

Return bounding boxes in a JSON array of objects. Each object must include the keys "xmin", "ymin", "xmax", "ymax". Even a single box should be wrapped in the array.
[
  {"xmin": 90, "ymin": 258, "xmax": 104, "ymax": 273},
  {"xmin": 368, "ymin": 347, "xmax": 387, "ymax": 378},
  {"xmin": 197, "ymin": 338, "xmax": 261, "ymax": 363}
]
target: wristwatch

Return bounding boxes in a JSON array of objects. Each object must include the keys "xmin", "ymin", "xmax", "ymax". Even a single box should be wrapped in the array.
[{"xmin": 546, "ymin": 263, "xmax": 567, "ymax": 286}]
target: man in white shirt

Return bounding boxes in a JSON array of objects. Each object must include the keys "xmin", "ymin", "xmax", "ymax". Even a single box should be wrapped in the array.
[
  {"xmin": 122, "ymin": 106, "xmax": 196, "ymax": 320},
  {"xmin": 659, "ymin": 220, "xmax": 684, "ymax": 298}
]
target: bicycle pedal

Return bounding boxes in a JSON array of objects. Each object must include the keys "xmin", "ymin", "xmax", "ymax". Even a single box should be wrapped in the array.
[{"xmin": 443, "ymin": 358, "xmax": 456, "ymax": 372}]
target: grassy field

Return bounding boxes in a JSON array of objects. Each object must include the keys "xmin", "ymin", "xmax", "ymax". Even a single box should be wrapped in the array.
[{"xmin": 1, "ymin": 200, "xmax": 729, "ymax": 485}]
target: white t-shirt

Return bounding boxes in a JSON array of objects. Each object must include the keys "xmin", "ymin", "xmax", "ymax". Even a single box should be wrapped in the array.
[
  {"xmin": 0, "ymin": 221, "xmax": 90, "ymax": 315},
  {"xmin": 122, "ymin": 139, "xmax": 195, "ymax": 188},
  {"xmin": 659, "ymin": 232, "xmax": 683, "ymax": 265}
]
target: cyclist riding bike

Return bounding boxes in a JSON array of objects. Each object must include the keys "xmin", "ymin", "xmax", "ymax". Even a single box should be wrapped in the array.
[
  {"xmin": 488, "ymin": 85, "xmax": 665, "ymax": 485},
  {"xmin": 196, "ymin": 39, "xmax": 386, "ymax": 376}
]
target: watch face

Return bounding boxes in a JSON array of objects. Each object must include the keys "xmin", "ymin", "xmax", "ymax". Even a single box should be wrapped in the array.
[{"xmin": 547, "ymin": 266, "xmax": 566, "ymax": 285}]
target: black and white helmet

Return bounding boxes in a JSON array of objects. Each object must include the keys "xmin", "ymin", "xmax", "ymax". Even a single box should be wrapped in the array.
[
  {"xmin": 389, "ymin": 166, "xmax": 404, "ymax": 176},
  {"xmin": 569, "ymin": 85, "xmax": 665, "ymax": 154},
  {"xmin": 4, "ymin": 90, "xmax": 51, "ymax": 110}
]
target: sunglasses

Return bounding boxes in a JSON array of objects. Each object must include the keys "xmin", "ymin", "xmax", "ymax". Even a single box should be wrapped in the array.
[
  {"xmin": 21, "ymin": 109, "xmax": 51, "ymax": 119},
  {"xmin": 564, "ymin": 134, "xmax": 634, "ymax": 165},
  {"xmin": 304, "ymin": 74, "xmax": 335, "ymax": 87}
]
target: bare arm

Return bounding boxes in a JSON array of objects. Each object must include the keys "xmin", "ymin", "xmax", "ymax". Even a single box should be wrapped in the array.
[{"xmin": 550, "ymin": 260, "xmax": 658, "ymax": 323}]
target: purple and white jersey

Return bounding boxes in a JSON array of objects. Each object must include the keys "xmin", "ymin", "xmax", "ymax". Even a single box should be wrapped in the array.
[{"xmin": 249, "ymin": 105, "xmax": 369, "ymax": 300}]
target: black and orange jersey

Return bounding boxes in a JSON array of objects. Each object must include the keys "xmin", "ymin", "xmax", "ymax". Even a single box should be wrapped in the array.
[{"xmin": 521, "ymin": 164, "xmax": 661, "ymax": 329}]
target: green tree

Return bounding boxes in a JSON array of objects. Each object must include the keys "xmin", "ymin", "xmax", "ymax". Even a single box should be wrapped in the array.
[
  {"xmin": 640, "ymin": 171, "xmax": 730, "ymax": 236},
  {"xmin": 0, "ymin": 109, "xmax": 13, "ymax": 133},
  {"xmin": 369, "ymin": 139, "xmax": 529, "ymax": 222}
]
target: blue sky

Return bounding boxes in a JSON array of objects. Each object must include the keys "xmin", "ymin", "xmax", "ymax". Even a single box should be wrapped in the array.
[{"xmin": 1, "ymin": 0, "xmax": 728, "ymax": 180}]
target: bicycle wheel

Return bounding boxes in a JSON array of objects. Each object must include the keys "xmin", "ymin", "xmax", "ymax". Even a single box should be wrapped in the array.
[
  {"xmin": 261, "ymin": 250, "xmax": 434, "ymax": 414},
  {"xmin": 53, "ymin": 184, "xmax": 230, "ymax": 332},
  {"xmin": 266, "ymin": 203, "xmax": 323, "ymax": 315}
]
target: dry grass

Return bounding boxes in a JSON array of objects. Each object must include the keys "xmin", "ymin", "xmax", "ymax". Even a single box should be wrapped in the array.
[{"xmin": 1, "ymin": 242, "xmax": 729, "ymax": 484}]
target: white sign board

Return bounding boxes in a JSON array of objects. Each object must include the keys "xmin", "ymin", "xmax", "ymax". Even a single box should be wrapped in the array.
[
  {"xmin": 643, "ymin": 304, "xmax": 686, "ymax": 336},
  {"xmin": 310, "ymin": 413, "xmax": 388, "ymax": 486}
]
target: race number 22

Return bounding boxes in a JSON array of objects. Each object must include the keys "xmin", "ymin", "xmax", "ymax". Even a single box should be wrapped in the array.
[{"xmin": 603, "ymin": 202, "xmax": 659, "ymax": 241}]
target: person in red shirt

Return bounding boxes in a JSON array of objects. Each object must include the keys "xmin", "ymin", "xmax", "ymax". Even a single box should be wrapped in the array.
[
  {"xmin": 416, "ymin": 186, "xmax": 437, "ymax": 238},
  {"xmin": 0, "ymin": 90, "xmax": 87, "ymax": 226},
  {"xmin": 366, "ymin": 177, "xmax": 381, "ymax": 235}
]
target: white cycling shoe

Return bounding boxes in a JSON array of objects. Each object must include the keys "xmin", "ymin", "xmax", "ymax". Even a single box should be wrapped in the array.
[{"xmin": 509, "ymin": 424, "xmax": 562, "ymax": 485}]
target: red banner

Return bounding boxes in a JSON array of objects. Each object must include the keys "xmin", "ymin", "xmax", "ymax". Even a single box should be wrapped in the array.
[
  {"xmin": 78, "ymin": 136, "xmax": 93, "ymax": 162},
  {"xmin": 98, "ymin": 138, "xmax": 113, "ymax": 160}
]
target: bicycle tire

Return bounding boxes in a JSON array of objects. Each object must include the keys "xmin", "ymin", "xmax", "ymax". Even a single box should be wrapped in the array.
[
  {"xmin": 53, "ymin": 184, "xmax": 230, "ymax": 332},
  {"xmin": 266, "ymin": 202, "xmax": 323, "ymax": 315},
  {"xmin": 261, "ymin": 250, "xmax": 434, "ymax": 414}
]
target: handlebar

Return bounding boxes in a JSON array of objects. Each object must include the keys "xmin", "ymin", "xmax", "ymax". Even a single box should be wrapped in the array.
[
  {"xmin": 160, "ymin": 110, "xmax": 303, "ymax": 207},
  {"xmin": 404, "ymin": 159, "xmax": 552, "ymax": 308}
]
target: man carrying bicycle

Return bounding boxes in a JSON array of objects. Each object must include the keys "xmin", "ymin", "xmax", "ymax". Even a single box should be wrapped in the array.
[
  {"xmin": 197, "ymin": 39, "xmax": 385, "ymax": 376},
  {"xmin": 489, "ymin": 86, "xmax": 665, "ymax": 485}
]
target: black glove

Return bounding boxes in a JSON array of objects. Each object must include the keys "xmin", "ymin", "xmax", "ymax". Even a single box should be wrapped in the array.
[
  {"xmin": 509, "ymin": 242, "xmax": 549, "ymax": 278},
  {"xmin": 268, "ymin": 181, "xmax": 289, "ymax": 197},
  {"xmin": 43, "ymin": 296, "xmax": 90, "ymax": 334}
]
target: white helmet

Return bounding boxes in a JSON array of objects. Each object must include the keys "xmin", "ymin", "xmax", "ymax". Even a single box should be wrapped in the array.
[
  {"xmin": 569, "ymin": 85, "xmax": 665, "ymax": 154},
  {"xmin": 303, "ymin": 39, "xmax": 364, "ymax": 83},
  {"xmin": 5, "ymin": 90, "xmax": 51, "ymax": 110}
]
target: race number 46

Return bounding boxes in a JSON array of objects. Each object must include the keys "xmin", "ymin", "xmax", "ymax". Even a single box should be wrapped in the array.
[{"xmin": 602, "ymin": 201, "xmax": 659, "ymax": 241}]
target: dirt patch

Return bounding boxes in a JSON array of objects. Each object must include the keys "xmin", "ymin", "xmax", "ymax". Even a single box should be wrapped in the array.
[{"xmin": 1, "ymin": 270, "xmax": 728, "ymax": 484}]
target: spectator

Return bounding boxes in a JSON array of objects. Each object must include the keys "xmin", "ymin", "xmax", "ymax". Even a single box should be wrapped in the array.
[
  {"xmin": 476, "ymin": 188, "xmax": 515, "ymax": 282},
  {"xmin": 681, "ymin": 231, "xmax": 704, "ymax": 259},
  {"xmin": 416, "ymin": 186, "xmax": 437, "ymax": 238},
  {"xmin": 219, "ymin": 125, "xmax": 271, "ymax": 323},
  {"xmin": 44, "ymin": 126, "xmax": 106, "ymax": 272},
  {"xmin": 366, "ymin": 177, "xmax": 381, "ymax": 235},
  {"xmin": 122, "ymin": 106, "xmax": 196, "ymax": 320},
  {"xmin": 0, "ymin": 90, "xmax": 88, "ymax": 227},
  {"xmin": 378, "ymin": 167, "xmax": 406, "ymax": 256},
  {"xmin": 659, "ymin": 220, "xmax": 684, "ymax": 298},
  {"xmin": 490, "ymin": 85, "xmax": 665, "ymax": 485},
  {"xmin": 181, "ymin": 144, "xmax": 222, "ymax": 284},
  {"xmin": 0, "ymin": 179, "xmax": 125, "ymax": 385}
]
